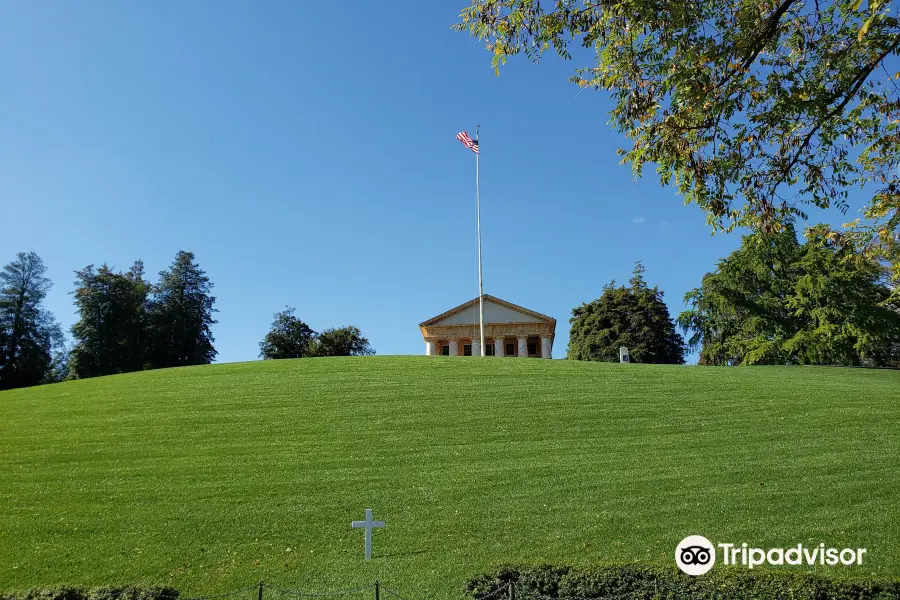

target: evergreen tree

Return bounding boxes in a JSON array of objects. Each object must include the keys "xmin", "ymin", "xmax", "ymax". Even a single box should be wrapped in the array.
[
  {"xmin": 679, "ymin": 227, "xmax": 802, "ymax": 365},
  {"xmin": 679, "ymin": 225, "xmax": 900, "ymax": 366},
  {"xmin": 0, "ymin": 252, "xmax": 63, "ymax": 390},
  {"xmin": 259, "ymin": 307, "xmax": 316, "ymax": 359},
  {"xmin": 69, "ymin": 262, "xmax": 151, "ymax": 378},
  {"xmin": 567, "ymin": 262, "xmax": 685, "ymax": 364},
  {"xmin": 148, "ymin": 251, "xmax": 217, "ymax": 368},
  {"xmin": 309, "ymin": 326, "xmax": 374, "ymax": 357}
]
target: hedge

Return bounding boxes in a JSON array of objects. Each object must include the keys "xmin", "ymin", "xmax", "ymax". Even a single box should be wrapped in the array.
[
  {"xmin": 465, "ymin": 565, "xmax": 900, "ymax": 600},
  {"xmin": 0, "ymin": 587, "xmax": 179, "ymax": 600}
]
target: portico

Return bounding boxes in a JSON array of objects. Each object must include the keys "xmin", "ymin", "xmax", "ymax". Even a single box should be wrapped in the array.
[{"xmin": 419, "ymin": 294, "xmax": 556, "ymax": 358}]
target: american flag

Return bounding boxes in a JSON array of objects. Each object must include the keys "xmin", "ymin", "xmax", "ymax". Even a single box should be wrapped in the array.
[{"xmin": 456, "ymin": 131, "xmax": 479, "ymax": 154}]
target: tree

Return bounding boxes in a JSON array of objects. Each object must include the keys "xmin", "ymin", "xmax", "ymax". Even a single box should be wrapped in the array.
[
  {"xmin": 148, "ymin": 251, "xmax": 217, "ymax": 368},
  {"xmin": 455, "ymin": 0, "xmax": 900, "ymax": 289},
  {"xmin": 679, "ymin": 225, "xmax": 900, "ymax": 365},
  {"xmin": 309, "ymin": 326, "xmax": 375, "ymax": 357},
  {"xmin": 0, "ymin": 324, "xmax": 6, "ymax": 377},
  {"xmin": 0, "ymin": 252, "xmax": 64, "ymax": 390},
  {"xmin": 69, "ymin": 262, "xmax": 151, "ymax": 378},
  {"xmin": 259, "ymin": 307, "xmax": 317, "ymax": 359},
  {"xmin": 46, "ymin": 343, "xmax": 72, "ymax": 383},
  {"xmin": 567, "ymin": 262, "xmax": 685, "ymax": 363}
]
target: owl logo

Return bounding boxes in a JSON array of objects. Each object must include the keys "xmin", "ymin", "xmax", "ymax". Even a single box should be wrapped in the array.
[
  {"xmin": 680, "ymin": 545, "xmax": 712, "ymax": 565},
  {"xmin": 676, "ymin": 535, "xmax": 716, "ymax": 575}
]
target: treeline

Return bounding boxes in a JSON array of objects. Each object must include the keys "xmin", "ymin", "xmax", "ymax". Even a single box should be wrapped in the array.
[
  {"xmin": 0, "ymin": 250, "xmax": 376, "ymax": 392},
  {"xmin": 4, "ymin": 222, "xmax": 898, "ymax": 389},
  {"xmin": 69, "ymin": 251, "xmax": 217, "ymax": 379},
  {"xmin": 0, "ymin": 250, "xmax": 217, "ymax": 390},
  {"xmin": 258, "ymin": 307, "xmax": 374, "ymax": 359},
  {"xmin": 567, "ymin": 225, "xmax": 900, "ymax": 367}
]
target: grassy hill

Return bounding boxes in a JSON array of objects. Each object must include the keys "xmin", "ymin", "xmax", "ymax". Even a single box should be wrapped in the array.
[{"xmin": 0, "ymin": 357, "xmax": 898, "ymax": 597}]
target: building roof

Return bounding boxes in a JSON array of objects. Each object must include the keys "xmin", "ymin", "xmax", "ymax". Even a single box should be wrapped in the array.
[{"xmin": 419, "ymin": 294, "xmax": 556, "ymax": 328}]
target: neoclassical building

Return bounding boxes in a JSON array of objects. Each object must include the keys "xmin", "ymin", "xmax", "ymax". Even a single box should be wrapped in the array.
[{"xmin": 419, "ymin": 294, "xmax": 556, "ymax": 358}]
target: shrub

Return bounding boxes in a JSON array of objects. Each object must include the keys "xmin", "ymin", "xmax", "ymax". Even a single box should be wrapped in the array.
[
  {"xmin": 465, "ymin": 565, "xmax": 900, "ymax": 600},
  {"xmin": 0, "ymin": 588, "xmax": 178, "ymax": 600}
]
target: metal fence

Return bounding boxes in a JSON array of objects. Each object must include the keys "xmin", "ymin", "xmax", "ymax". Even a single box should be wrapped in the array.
[
  {"xmin": 184, "ymin": 580, "xmax": 635, "ymax": 600},
  {"xmin": 183, "ymin": 581, "xmax": 500, "ymax": 600}
]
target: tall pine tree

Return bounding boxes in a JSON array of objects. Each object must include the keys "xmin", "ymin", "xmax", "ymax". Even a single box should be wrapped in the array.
[
  {"xmin": 0, "ymin": 252, "xmax": 63, "ymax": 390},
  {"xmin": 148, "ymin": 251, "xmax": 217, "ymax": 368},
  {"xmin": 69, "ymin": 261, "xmax": 151, "ymax": 378}
]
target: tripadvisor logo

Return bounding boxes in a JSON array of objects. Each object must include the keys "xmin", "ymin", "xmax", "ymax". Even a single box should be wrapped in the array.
[
  {"xmin": 676, "ymin": 535, "xmax": 716, "ymax": 575},
  {"xmin": 675, "ymin": 536, "xmax": 867, "ymax": 576}
]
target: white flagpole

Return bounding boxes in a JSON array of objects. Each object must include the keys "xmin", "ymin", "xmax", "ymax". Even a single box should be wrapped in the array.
[{"xmin": 475, "ymin": 125, "xmax": 485, "ymax": 356}]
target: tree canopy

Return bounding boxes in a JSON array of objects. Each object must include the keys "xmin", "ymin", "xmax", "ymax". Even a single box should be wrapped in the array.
[
  {"xmin": 310, "ymin": 326, "xmax": 375, "ymax": 357},
  {"xmin": 678, "ymin": 224, "xmax": 900, "ymax": 365},
  {"xmin": 68, "ymin": 251, "xmax": 217, "ymax": 379},
  {"xmin": 259, "ymin": 307, "xmax": 317, "ymax": 359},
  {"xmin": 148, "ymin": 251, "xmax": 218, "ymax": 368},
  {"xmin": 0, "ymin": 252, "xmax": 63, "ymax": 389},
  {"xmin": 568, "ymin": 262, "xmax": 685, "ymax": 363},
  {"xmin": 455, "ymin": 0, "xmax": 900, "ymax": 287},
  {"xmin": 70, "ymin": 262, "xmax": 151, "ymax": 379}
]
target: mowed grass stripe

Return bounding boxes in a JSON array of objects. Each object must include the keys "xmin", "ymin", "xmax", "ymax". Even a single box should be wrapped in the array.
[{"xmin": 0, "ymin": 357, "xmax": 897, "ymax": 597}]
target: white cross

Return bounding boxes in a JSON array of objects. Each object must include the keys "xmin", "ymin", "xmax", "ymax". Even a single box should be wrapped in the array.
[{"xmin": 351, "ymin": 508, "xmax": 385, "ymax": 560}]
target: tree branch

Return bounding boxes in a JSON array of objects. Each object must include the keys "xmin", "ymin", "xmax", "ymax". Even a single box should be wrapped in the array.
[
  {"xmin": 777, "ymin": 33, "xmax": 900, "ymax": 189},
  {"xmin": 712, "ymin": 0, "xmax": 802, "ymax": 93}
]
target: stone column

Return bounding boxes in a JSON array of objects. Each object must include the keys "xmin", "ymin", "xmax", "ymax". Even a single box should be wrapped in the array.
[
  {"xmin": 472, "ymin": 338, "xmax": 481, "ymax": 357},
  {"xmin": 425, "ymin": 338, "xmax": 437, "ymax": 356},
  {"xmin": 540, "ymin": 336, "xmax": 552, "ymax": 359},
  {"xmin": 517, "ymin": 336, "xmax": 528, "ymax": 358},
  {"xmin": 448, "ymin": 339, "xmax": 459, "ymax": 357},
  {"xmin": 494, "ymin": 338, "xmax": 504, "ymax": 357}
]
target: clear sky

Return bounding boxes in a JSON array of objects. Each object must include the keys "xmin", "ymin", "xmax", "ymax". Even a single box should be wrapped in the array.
[{"xmin": 0, "ymin": 1, "xmax": 862, "ymax": 363}]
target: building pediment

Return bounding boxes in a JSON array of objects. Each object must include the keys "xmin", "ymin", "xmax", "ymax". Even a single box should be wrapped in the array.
[{"xmin": 419, "ymin": 294, "xmax": 554, "ymax": 327}]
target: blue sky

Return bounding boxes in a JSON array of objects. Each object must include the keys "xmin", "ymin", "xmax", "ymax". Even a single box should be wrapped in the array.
[{"xmin": 0, "ymin": 1, "xmax": 864, "ymax": 363}]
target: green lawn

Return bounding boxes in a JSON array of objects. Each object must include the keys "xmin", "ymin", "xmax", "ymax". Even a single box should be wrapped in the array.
[{"xmin": 0, "ymin": 357, "xmax": 897, "ymax": 597}]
